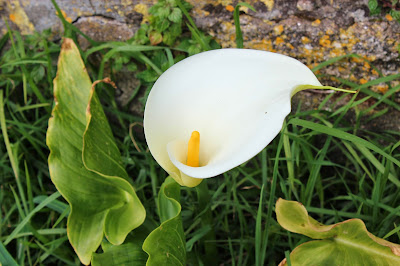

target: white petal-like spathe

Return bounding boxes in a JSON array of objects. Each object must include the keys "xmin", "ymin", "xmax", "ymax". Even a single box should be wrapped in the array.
[{"xmin": 144, "ymin": 49, "xmax": 321, "ymax": 187}]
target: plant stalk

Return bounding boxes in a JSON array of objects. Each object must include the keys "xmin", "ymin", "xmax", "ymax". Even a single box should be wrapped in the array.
[{"xmin": 196, "ymin": 180, "xmax": 218, "ymax": 265}]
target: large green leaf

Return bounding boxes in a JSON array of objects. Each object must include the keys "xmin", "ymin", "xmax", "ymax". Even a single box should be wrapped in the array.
[
  {"xmin": 46, "ymin": 38, "xmax": 145, "ymax": 265},
  {"xmin": 143, "ymin": 176, "xmax": 186, "ymax": 265},
  {"xmin": 276, "ymin": 198, "xmax": 400, "ymax": 266}
]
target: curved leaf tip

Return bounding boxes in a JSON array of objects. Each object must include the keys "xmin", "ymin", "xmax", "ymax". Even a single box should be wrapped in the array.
[
  {"xmin": 143, "ymin": 176, "xmax": 186, "ymax": 265},
  {"xmin": 276, "ymin": 198, "xmax": 400, "ymax": 266}
]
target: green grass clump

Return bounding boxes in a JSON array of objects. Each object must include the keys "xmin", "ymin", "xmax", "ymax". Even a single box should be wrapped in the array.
[{"xmin": 1, "ymin": 0, "xmax": 400, "ymax": 265}]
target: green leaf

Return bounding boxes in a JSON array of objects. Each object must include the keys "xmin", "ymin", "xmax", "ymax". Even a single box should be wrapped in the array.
[
  {"xmin": 234, "ymin": 2, "xmax": 256, "ymax": 48},
  {"xmin": 91, "ymin": 232, "xmax": 148, "ymax": 266},
  {"xmin": 46, "ymin": 38, "xmax": 145, "ymax": 265},
  {"xmin": 31, "ymin": 65, "xmax": 45, "ymax": 83},
  {"xmin": 158, "ymin": 176, "xmax": 181, "ymax": 223},
  {"xmin": 136, "ymin": 69, "xmax": 159, "ymax": 83},
  {"xmin": 143, "ymin": 177, "xmax": 186, "ymax": 265},
  {"xmin": 368, "ymin": 0, "xmax": 378, "ymax": 11},
  {"xmin": 168, "ymin": 8, "xmax": 182, "ymax": 23},
  {"xmin": 156, "ymin": 6, "xmax": 171, "ymax": 19},
  {"xmin": 276, "ymin": 198, "xmax": 400, "ymax": 266},
  {"xmin": 155, "ymin": 18, "xmax": 171, "ymax": 32},
  {"xmin": 390, "ymin": 9, "xmax": 400, "ymax": 21}
]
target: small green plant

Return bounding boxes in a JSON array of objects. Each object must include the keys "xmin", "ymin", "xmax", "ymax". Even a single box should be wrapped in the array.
[
  {"xmin": 134, "ymin": 0, "xmax": 190, "ymax": 46},
  {"xmin": 368, "ymin": 0, "xmax": 400, "ymax": 21}
]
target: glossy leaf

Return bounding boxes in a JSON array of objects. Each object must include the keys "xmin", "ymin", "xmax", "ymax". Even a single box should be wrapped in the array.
[
  {"xmin": 46, "ymin": 38, "xmax": 145, "ymax": 265},
  {"xmin": 91, "ymin": 232, "xmax": 148, "ymax": 266},
  {"xmin": 143, "ymin": 177, "xmax": 186, "ymax": 265},
  {"xmin": 276, "ymin": 198, "xmax": 400, "ymax": 266}
]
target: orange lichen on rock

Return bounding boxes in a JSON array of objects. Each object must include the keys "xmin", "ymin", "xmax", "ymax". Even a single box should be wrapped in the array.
[
  {"xmin": 56, "ymin": 10, "xmax": 73, "ymax": 23},
  {"xmin": 251, "ymin": 39, "xmax": 275, "ymax": 52},
  {"xmin": 286, "ymin": 43, "xmax": 294, "ymax": 49},
  {"xmin": 386, "ymin": 14, "xmax": 393, "ymax": 21},
  {"xmin": 274, "ymin": 24, "xmax": 284, "ymax": 35},
  {"xmin": 312, "ymin": 19, "xmax": 321, "ymax": 26},
  {"xmin": 372, "ymin": 69, "xmax": 379, "ymax": 76},
  {"xmin": 301, "ymin": 36, "xmax": 311, "ymax": 44},
  {"xmin": 359, "ymin": 78, "xmax": 368, "ymax": 85},
  {"xmin": 6, "ymin": 0, "xmax": 35, "ymax": 34},
  {"xmin": 351, "ymin": 56, "xmax": 366, "ymax": 64},
  {"xmin": 226, "ymin": 5, "xmax": 234, "ymax": 12},
  {"xmin": 319, "ymin": 35, "xmax": 331, "ymax": 47},
  {"xmin": 376, "ymin": 84, "xmax": 389, "ymax": 93},
  {"xmin": 9, "ymin": 13, "xmax": 16, "ymax": 22},
  {"xmin": 329, "ymin": 48, "xmax": 344, "ymax": 57},
  {"xmin": 275, "ymin": 37, "xmax": 285, "ymax": 45},
  {"xmin": 362, "ymin": 62, "xmax": 371, "ymax": 71}
]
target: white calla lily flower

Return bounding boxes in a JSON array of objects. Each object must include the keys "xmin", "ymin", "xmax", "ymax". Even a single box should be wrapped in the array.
[{"xmin": 144, "ymin": 49, "xmax": 325, "ymax": 187}]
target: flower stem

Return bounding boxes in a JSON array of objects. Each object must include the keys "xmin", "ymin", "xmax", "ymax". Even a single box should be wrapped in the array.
[{"xmin": 196, "ymin": 180, "xmax": 218, "ymax": 264}]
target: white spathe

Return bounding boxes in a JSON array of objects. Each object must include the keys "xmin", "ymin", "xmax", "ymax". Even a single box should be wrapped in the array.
[{"xmin": 144, "ymin": 49, "xmax": 321, "ymax": 187}]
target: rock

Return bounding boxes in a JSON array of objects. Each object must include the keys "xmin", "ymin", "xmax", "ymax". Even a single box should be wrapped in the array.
[{"xmin": 2, "ymin": 0, "xmax": 400, "ymax": 131}]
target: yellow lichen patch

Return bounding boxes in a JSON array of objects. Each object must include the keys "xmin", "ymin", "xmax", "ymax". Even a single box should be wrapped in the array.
[
  {"xmin": 263, "ymin": 19, "xmax": 274, "ymax": 26},
  {"xmin": 329, "ymin": 48, "xmax": 344, "ymax": 57},
  {"xmin": 106, "ymin": 8, "xmax": 112, "ymax": 12},
  {"xmin": 260, "ymin": 0, "xmax": 274, "ymax": 11},
  {"xmin": 372, "ymin": 69, "xmax": 379, "ymax": 76},
  {"xmin": 312, "ymin": 19, "xmax": 321, "ymax": 26},
  {"xmin": 301, "ymin": 36, "xmax": 311, "ymax": 44},
  {"xmin": 273, "ymin": 24, "xmax": 284, "ymax": 35},
  {"xmin": 349, "ymin": 74, "xmax": 358, "ymax": 82},
  {"xmin": 376, "ymin": 84, "xmax": 389, "ymax": 93},
  {"xmin": 226, "ymin": 5, "xmax": 234, "ymax": 12},
  {"xmin": 362, "ymin": 62, "xmax": 371, "ymax": 71},
  {"xmin": 351, "ymin": 56, "xmax": 366, "ymax": 64},
  {"xmin": 6, "ymin": 0, "xmax": 35, "ymax": 35},
  {"xmin": 215, "ymin": 0, "xmax": 233, "ymax": 6},
  {"xmin": 319, "ymin": 35, "xmax": 331, "ymax": 47},
  {"xmin": 122, "ymin": 0, "xmax": 134, "ymax": 8},
  {"xmin": 221, "ymin": 21, "xmax": 235, "ymax": 32},
  {"xmin": 386, "ymin": 14, "xmax": 393, "ymax": 21},
  {"xmin": 214, "ymin": 21, "xmax": 236, "ymax": 47},
  {"xmin": 326, "ymin": 29, "xmax": 334, "ymax": 35},
  {"xmin": 134, "ymin": 3, "xmax": 149, "ymax": 23},
  {"xmin": 56, "ymin": 10, "xmax": 73, "ymax": 23},
  {"xmin": 275, "ymin": 37, "xmax": 285, "ymax": 45},
  {"xmin": 249, "ymin": 39, "xmax": 275, "ymax": 52},
  {"xmin": 286, "ymin": 43, "xmax": 294, "ymax": 49}
]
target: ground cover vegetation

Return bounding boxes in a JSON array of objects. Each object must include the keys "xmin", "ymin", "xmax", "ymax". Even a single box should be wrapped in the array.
[{"xmin": 1, "ymin": 0, "xmax": 400, "ymax": 265}]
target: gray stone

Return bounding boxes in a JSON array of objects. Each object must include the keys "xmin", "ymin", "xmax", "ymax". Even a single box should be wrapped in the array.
[{"xmin": 2, "ymin": 0, "xmax": 400, "ymax": 131}]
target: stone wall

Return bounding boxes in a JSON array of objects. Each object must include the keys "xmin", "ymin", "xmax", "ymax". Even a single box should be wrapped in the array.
[{"xmin": 2, "ymin": 0, "xmax": 400, "ymax": 130}]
